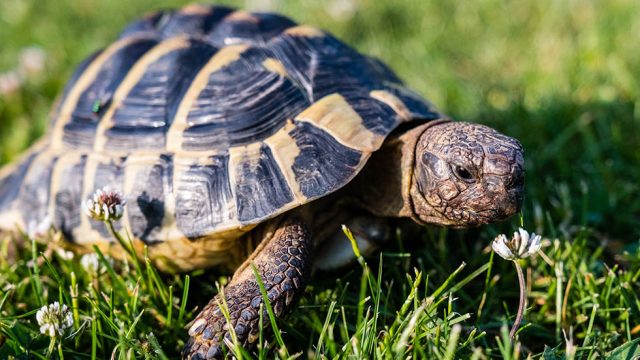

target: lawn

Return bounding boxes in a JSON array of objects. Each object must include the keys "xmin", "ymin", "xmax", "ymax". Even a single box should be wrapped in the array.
[{"xmin": 1, "ymin": 0, "xmax": 639, "ymax": 358}]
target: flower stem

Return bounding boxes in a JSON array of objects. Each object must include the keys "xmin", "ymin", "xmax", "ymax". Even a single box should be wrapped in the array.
[
  {"xmin": 106, "ymin": 220, "xmax": 128, "ymax": 253},
  {"xmin": 58, "ymin": 340, "xmax": 65, "ymax": 359},
  {"xmin": 510, "ymin": 260, "xmax": 526, "ymax": 339},
  {"xmin": 47, "ymin": 337, "xmax": 55, "ymax": 355},
  {"xmin": 105, "ymin": 220, "xmax": 143, "ymax": 276}
]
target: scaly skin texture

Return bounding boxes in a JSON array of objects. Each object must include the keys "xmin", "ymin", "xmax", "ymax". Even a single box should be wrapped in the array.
[
  {"xmin": 183, "ymin": 218, "xmax": 311, "ymax": 359},
  {"xmin": 410, "ymin": 121, "xmax": 524, "ymax": 227}
]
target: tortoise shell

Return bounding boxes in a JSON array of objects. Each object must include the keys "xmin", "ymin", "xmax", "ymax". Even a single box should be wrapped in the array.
[{"xmin": 0, "ymin": 5, "xmax": 441, "ymax": 269}]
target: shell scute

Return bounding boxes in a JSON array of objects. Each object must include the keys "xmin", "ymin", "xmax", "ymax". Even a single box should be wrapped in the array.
[
  {"xmin": 87, "ymin": 155, "xmax": 127, "ymax": 238},
  {"xmin": 120, "ymin": 6, "xmax": 296, "ymax": 47},
  {"xmin": 288, "ymin": 122, "xmax": 362, "ymax": 199},
  {"xmin": 104, "ymin": 40, "xmax": 218, "ymax": 151},
  {"xmin": 16, "ymin": 151, "xmax": 58, "ymax": 231},
  {"xmin": 232, "ymin": 144, "xmax": 295, "ymax": 222},
  {"xmin": 51, "ymin": 154, "xmax": 87, "ymax": 241},
  {"xmin": 125, "ymin": 154, "xmax": 171, "ymax": 244},
  {"xmin": 175, "ymin": 153, "xmax": 234, "ymax": 240},
  {"xmin": 50, "ymin": 50, "xmax": 102, "ymax": 130}
]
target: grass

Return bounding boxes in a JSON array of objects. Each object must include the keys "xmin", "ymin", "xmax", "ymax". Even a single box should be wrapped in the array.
[{"xmin": 1, "ymin": 0, "xmax": 639, "ymax": 358}]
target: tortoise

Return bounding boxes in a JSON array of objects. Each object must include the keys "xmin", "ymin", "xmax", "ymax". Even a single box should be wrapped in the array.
[{"xmin": 0, "ymin": 4, "xmax": 525, "ymax": 359}]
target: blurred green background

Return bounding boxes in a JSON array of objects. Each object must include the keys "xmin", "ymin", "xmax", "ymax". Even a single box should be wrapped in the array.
[
  {"xmin": 1, "ymin": 0, "xmax": 639, "ymax": 357},
  {"xmin": 1, "ymin": 0, "xmax": 638, "ymax": 241}
]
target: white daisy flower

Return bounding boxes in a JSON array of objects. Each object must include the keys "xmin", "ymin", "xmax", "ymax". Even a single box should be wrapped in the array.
[
  {"xmin": 82, "ymin": 186, "xmax": 126, "ymax": 222},
  {"xmin": 492, "ymin": 227, "xmax": 542, "ymax": 261},
  {"xmin": 36, "ymin": 301, "xmax": 73, "ymax": 337}
]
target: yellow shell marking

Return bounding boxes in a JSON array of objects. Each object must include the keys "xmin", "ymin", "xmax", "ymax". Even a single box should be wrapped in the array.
[
  {"xmin": 370, "ymin": 90, "xmax": 413, "ymax": 122},
  {"xmin": 263, "ymin": 120, "xmax": 304, "ymax": 200},
  {"xmin": 166, "ymin": 44, "xmax": 250, "ymax": 152},
  {"xmin": 225, "ymin": 10, "xmax": 260, "ymax": 23},
  {"xmin": 179, "ymin": 4, "xmax": 214, "ymax": 15},
  {"xmin": 262, "ymin": 58, "xmax": 289, "ymax": 77},
  {"xmin": 284, "ymin": 25, "xmax": 325, "ymax": 38},
  {"xmin": 93, "ymin": 37, "xmax": 191, "ymax": 151},
  {"xmin": 295, "ymin": 94, "xmax": 385, "ymax": 152}
]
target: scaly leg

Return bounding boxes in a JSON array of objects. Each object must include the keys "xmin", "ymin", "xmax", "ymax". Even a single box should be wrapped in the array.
[{"xmin": 183, "ymin": 217, "xmax": 312, "ymax": 359}]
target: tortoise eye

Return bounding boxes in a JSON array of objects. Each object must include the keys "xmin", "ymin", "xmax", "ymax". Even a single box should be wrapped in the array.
[{"xmin": 452, "ymin": 165, "xmax": 474, "ymax": 182}]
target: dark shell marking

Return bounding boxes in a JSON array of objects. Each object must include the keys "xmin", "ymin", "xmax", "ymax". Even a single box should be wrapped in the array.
[
  {"xmin": 52, "ymin": 154, "xmax": 87, "ymax": 241},
  {"xmin": 175, "ymin": 154, "xmax": 234, "ymax": 240},
  {"xmin": 0, "ymin": 5, "xmax": 441, "ymax": 257}
]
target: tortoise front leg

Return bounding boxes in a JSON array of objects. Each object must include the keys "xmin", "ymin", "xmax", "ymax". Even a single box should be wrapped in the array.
[{"xmin": 183, "ymin": 217, "xmax": 312, "ymax": 359}]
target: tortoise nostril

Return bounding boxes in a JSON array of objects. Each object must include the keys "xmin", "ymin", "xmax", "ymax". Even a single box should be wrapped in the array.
[{"xmin": 485, "ymin": 178, "xmax": 501, "ymax": 193}]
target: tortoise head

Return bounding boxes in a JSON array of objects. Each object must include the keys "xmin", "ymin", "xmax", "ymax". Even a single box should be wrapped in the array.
[{"xmin": 409, "ymin": 121, "xmax": 524, "ymax": 227}]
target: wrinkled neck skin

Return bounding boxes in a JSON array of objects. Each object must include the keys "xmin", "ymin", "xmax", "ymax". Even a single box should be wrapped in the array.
[{"xmin": 346, "ymin": 120, "xmax": 448, "ymax": 222}]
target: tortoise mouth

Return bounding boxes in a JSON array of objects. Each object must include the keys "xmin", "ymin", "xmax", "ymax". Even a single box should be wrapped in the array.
[
  {"xmin": 411, "ymin": 173, "xmax": 524, "ymax": 228},
  {"xmin": 409, "ymin": 194, "xmax": 488, "ymax": 228},
  {"xmin": 411, "ymin": 194, "xmax": 520, "ymax": 228}
]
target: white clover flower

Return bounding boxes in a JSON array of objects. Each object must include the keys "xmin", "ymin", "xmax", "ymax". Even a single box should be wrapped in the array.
[
  {"xmin": 36, "ymin": 302, "xmax": 73, "ymax": 337},
  {"xmin": 327, "ymin": 0, "xmax": 358, "ymax": 21},
  {"xmin": 27, "ymin": 215, "xmax": 52, "ymax": 239},
  {"xmin": 19, "ymin": 46, "xmax": 47, "ymax": 77},
  {"xmin": 55, "ymin": 248, "xmax": 74, "ymax": 261},
  {"xmin": 492, "ymin": 227, "xmax": 542, "ymax": 261},
  {"xmin": 82, "ymin": 186, "xmax": 126, "ymax": 222},
  {"xmin": 80, "ymin": 253, "xmax": 100, "ymax": 275}
]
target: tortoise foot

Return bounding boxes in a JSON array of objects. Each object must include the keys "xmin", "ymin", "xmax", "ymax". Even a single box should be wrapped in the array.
[{"xmin": 183, "ymin": 217, "xmax": 312, "ymax": 359}]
